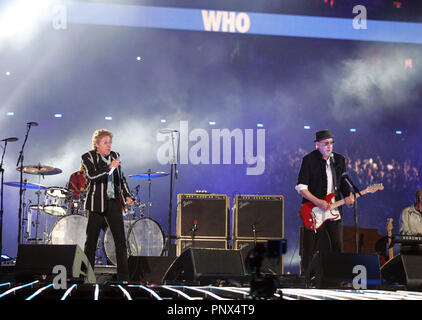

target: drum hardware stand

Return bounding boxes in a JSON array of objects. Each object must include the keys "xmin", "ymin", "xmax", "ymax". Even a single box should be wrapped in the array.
[
  {"xmin": 0, "ymin": 137, "xmax": 18, "ymax": 257},
  {"xmin": 33, "ymin": 172, "xmax": 47, "ymax": 244},
  {"xmin": 22, "ymin": 196, "xmax": 31, "ymax": 244},
  {"xmin": 166, "ymin": 130, "xmax": 179, "ymax": 255},
  {"xmin": 16, "ymin": 122, "xmax": 37, "ymax": 245}
]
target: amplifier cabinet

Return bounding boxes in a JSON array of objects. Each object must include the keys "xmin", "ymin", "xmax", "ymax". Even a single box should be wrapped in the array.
[
  {"xmin": 177, "ymin": 194, "xmax": 230, "ymax": 239},
  {"xmin": 232, "ymin": 195, "xmax": 284, "ymax": 240},
  {"xmin": 176, "ymin": 238, "xmax": 228, "ymax": 256}
]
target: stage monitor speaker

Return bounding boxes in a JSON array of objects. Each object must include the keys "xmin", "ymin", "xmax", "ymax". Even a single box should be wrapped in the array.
[
  {"xmin": 162, "ymin": 248, "xmax": 246, "ymax": 285},
  {"xmin": 177, "ymin": 194, "xmax": 229, "ymax": 238},
  {"xmin": 307, "ymin": 252, "xmax": 381, "ymax": 289},
  {"xmin": 15, "ymin": 244, "xmax": 96, "ymax": 283},
  {"xmin": 128, "ymin": 256, "xmax": 175, "ymax": 284},
  {"xmin": 233, "ymin": 195, "xmax": 284, "ymax": 239},
  {"xmin": 381, "ymin": 254, "xmax": 422, "ymax": 291},
  {"xmin": 234, "ymin": 240, "xmax": 284, "ymax": 275},
  {"xmin": 176, "ymin": 238, "xmax": 228, "ymax": 256}
]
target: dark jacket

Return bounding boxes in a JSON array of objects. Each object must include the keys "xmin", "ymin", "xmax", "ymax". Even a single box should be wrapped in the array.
[
  {"xmin": 81, "ymin": 150, "xmax": 132, "ymax": 213},
  {"xmin": 297, "ymin": 149, "xmax": 351, "ymax": 213}
]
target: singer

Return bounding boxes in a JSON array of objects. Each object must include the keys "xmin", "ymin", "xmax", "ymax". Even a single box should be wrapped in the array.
[
  {"xmin": 81, "ymin": 129, "xmax": 134, "ymax": 282},
  {"xmin": 295, "ymin": 129, "xmax": 354, "ymax": 277}
]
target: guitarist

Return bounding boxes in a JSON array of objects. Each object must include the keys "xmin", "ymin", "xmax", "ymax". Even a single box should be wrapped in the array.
[
  {"xmin": 296, "ymin": 129, "xmax": 355, "ymax": 276},
  {"xmin": 399, "ymin": 189, "xmax": 422, "ymax": 254}
]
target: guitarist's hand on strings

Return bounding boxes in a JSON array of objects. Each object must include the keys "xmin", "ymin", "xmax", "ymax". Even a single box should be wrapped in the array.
[
  {"xmin": 316, "ymin": 198, "xmax": 331, "ymax": 211},
  {"xmin": 345, "ymin": 192, "xmax": 355, "ymax": 207}
]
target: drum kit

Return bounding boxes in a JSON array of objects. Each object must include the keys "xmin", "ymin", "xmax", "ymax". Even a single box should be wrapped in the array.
[{"xmin": 5, "ymin": 164, "xmax": 170, "ymax": 266}]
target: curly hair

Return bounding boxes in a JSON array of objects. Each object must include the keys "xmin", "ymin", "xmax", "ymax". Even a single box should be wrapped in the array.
[{"xmin": 92, "ymin": 129, "xmax": 113, "ymax": 150}]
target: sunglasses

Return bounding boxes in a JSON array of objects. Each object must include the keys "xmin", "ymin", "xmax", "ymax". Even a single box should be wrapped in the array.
[{"xmin": 321, "ymin": 141, "xmax": 335, "ymax": 146}]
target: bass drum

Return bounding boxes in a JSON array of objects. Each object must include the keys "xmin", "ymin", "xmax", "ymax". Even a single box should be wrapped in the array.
[
  {"xmin": 104, "ymin": 217, "xmax": 165, "ymax": 266},
  {"xmin": 49, "ymin": 214, "xmax": 88, "ymax": 251}
]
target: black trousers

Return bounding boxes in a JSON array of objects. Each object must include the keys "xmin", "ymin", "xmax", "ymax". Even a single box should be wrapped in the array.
[
  {"xmin": 84, "ymin": 199, "xmax": 129, "ymax": 281},
  {"xmin": 301, "ymin": 219, "xmax": 343, "ymax": 276}
]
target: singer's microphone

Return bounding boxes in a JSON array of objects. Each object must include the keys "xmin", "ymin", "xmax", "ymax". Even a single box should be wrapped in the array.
[
  {"xmin": 329, "ymin": 153, "xmax": 335, "ymax": 164},
  {"xmin": 159, "ymin": 128, "xmax": 178, "ymax": 134},
  {"xmin": 108, "ymin": 158, "xmax": 120, "ymax": 176},
  {"xmin": 1, "ymin": 137, "xmax": 18, "ymax": 142},
  {"xmin": 27, "ymin": 121, "xmax": 38, "ymax": 126}
]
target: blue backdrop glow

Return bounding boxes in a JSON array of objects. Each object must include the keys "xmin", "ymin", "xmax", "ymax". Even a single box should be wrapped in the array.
[{"xmin": 1, "ymin": 1, "xmax": 421, "ymax": 274}]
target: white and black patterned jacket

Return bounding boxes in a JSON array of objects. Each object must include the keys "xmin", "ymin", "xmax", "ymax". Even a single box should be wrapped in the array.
[{"xmin": 81, "ymin": 150, "xmax": 132, "ymax": 213}]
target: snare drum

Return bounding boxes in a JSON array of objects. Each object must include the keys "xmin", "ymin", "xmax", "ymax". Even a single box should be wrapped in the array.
[
  {"xmin": 104, "ymin": 217, "xmax": 165, "ymax": 266},
  {"xmin": 43, "ymin": 187, "xmax": 72, "ymax": 216}
]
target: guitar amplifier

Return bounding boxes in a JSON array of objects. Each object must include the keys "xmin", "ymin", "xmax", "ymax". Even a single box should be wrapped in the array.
[
  {"xmin": 232, "ymin": 195, "xmax": 284, "ymax": 240},
  {"xmin": 176, "ymin": 238, "xmax": 229, "ymax": 256},
  {"xmin": 176, "ymin": 194, "xmax": 230, "ymax": 239}
]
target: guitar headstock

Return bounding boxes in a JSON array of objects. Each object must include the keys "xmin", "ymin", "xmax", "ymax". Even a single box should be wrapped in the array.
[
  {"xmin": 387, "ymin": 218, "xmax": 393, "ymax": 233},
  {"xmin": 365, "ymin": 183, "xmax": 384, "ymax": 194}
]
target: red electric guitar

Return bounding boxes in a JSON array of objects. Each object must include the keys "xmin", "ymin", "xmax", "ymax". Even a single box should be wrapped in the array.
[{"xmin": 300, "ymin": 183, "xmax": 384, "ymax": 231}]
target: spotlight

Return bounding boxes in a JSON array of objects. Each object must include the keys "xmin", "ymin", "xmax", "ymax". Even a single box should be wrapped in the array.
[
  {"xmin": 6, "ymin": 112, "xmax": 14, "ymax": 116},
  {"xmin": 54, "ymin": 113, "xmax": 62, "ymax": 118},
  {"xmin": 350, "ymin": 128, "xmax": 356, "ymax": 132},
  {"xmin": 161, "ymin": 119, "xmax": 167, "ymax": 123},
  {"xmin": 395, "ymin": 130, "xmax": 402, "ymax": 135},
  {"xmin": 105, "ymin": 116, "xmax": 112, "ymax": 121},
  {"xmin": 304, "ymin": 125, "xmax": 311, "ymax": 130},
  {"xmin": 136, "ymin": 56, "xmax": 142, "ymax": 61},
  {"xmin": 5, "ymin": 71, "xmax": 11, "ymax": 76},
  {"xmin": 257, "ymin": 123, "xmax": 264, "ymax": 128},
  {"xmin": 209, "ymin": 121, "xmax": 216, "ymax": 125}
]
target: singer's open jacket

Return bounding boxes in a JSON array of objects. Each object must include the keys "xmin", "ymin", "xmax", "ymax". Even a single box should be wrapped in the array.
[{"xmin": 81, "ymin": 150, "xmax": 132, "ymax": 213}]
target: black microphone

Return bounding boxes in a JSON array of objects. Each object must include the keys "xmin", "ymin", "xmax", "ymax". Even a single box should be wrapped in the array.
[
  {"xmin": 341, "ymin": 172, "xmax": 362, "ymax": 197},
  {"xmin": 27, "ymin": 121, "xmax": 38, "ymax": 126},
  {"xmin": 191, "ymin": 220, "xmax": 198, "ymax": 232},
  {"xmin": 1, "ymin": 137, "xmax": 18, "ymax": 142}
]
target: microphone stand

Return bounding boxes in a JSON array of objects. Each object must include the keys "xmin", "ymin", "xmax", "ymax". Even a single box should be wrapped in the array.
[
  {"xmin": 344, "ymin": 176, "xmax": 362, "ymax": 254},
  {"xmin": 166, "ymin": 131, "xmax": 179, "ymax": 255},
  {"xmin": 16, "ymin": 123, "xmax": 34, "ymax": 246},
  {"xmin": 0, "ymin": 141, "xmax": 9, "ymax": 259}
]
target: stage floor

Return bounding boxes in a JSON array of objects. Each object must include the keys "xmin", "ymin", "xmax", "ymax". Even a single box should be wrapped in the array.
[{"xmin": 1, "ymin": 281, "xmax": 421, "ymax": 301}]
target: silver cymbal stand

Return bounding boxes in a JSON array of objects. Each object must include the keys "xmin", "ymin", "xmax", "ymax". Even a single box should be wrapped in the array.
[{"xmin": 33, "ymin": 172, "xmax": 46, "ymax": 244}]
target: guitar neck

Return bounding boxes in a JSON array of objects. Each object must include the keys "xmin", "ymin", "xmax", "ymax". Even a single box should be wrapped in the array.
[{"xmin": 331, "ymin": 189, "xmax": 368, "ymax": 209}]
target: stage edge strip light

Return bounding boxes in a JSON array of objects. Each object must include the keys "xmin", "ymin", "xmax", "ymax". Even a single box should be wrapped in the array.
[
  {"xmin": 161, "ymin": 285, "xmax": 194, "ymax": 300},
  {"xmin": 60, "ymin": 283, "xmax": 78, "ymax": 300},
  {"xmin": 116, "ymin": 285, "xmax": 133, "ymax": 300},
  {"xmin": 0, "ymin": 281, "xmax": 39, "ymax": 299},
  {"xmin": 94, "ymin": 284, "xmax": 99, "ymax": 300},
  {"xmin": 185, "ymin": 286, "xmax": 229, "ymax": 300},
  {"xmin": 0, "ymin": 282, "xmax": 11, "ymax": 288},
  {"xmin": 25, "ymin": 283, "xmax": 54, "ymax": 300},
  {"xmin": 128, "ymin": 285, "xmax": 162, "ymax": 300}
]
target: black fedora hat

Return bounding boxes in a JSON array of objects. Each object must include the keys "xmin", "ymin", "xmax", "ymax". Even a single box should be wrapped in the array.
[{"xmin": 314, "ymin": 129, "xmax": 334, "ymax": 142}]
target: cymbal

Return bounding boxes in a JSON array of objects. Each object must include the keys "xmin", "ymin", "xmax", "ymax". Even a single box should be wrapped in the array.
[
  {"xmin": 4, "ymin": 181, "xmax": 47, "ymax": 190},
  {"xmin": 16, "ymin": 165, "xmax": 62, "ymax": 176},
  {"xmin": 129, "ymin": 170, "xmax": 169, "ymax": 179}
]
